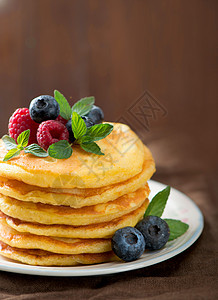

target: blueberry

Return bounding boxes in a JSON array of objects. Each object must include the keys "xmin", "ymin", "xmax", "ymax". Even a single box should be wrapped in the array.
[
  {"xmin": 81, "ymin": 116, "xmax": 94, "ymax": 128},
  {"xmin": 86, "ymin": 105, "xmax": 104, "ymax": 124},
  {"xmin": 66, "ymin": 120, "xmax": 76, "ymax": 143},
  {"xmin": 136, "ymin": 216, "xmax": 170, "ymax": 250},
  {"xmin": 29, "ymin": 95, "xmax": 60, "ymax": 123},
  {"xmin": 111, "ymin": 227, "xmax": 145, "ymax": 262}
]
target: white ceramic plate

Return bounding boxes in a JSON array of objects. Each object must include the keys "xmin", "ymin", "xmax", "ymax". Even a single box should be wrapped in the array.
[{"xmin": 0, "ymin": 180, "xmax": 204, "ymax": 276}]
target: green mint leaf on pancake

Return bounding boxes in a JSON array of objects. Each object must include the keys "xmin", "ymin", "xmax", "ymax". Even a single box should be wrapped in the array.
[
  {"xmin": 25, "ymin": 144, "xmax": 48, "ymax": 158},
  {"xmin": 54, "ymin": 90, "xmax": 72, "ymax": 121},
  {"xmin": 85, "ymin": 123, "xmax": 114, "ymax": 141},
  {"xmin": 71, "ymin": 112, "xmax": 87, "ymax": 139},
  {"xmin": 78, "ymin": 135, "xmax": 94, "ymax": 144},
  {"xmin": 3, "ymin": 148, "xmax": 21, "ymax": 162},
  {"xmin": 2, "ymin": 135, "xmax": 18, "ymax": 150},
  {"xmin": 144, "ymin": 186, "xmax": 171, "ymax": 218},
  {"xmin": 76, "ymin": 123, "xmax": 113, "ymax": 155},
  {"xmin": 72, "ymin": 97, "xmax": 95, "ymax": 116},
  {"xmin": 164, "ymin": 219, "xmax": 189, "ymax": 241},
  {"xmin": 17, "ymin": 129, "xmax": 30, "ymax": 148},
  {"xmin": 80, "ymin": 142, "xmax": 104, "ymax": 155},
  {"xmin": 48, "ymin": 140, "xmax": 73, "ymax": 159}
]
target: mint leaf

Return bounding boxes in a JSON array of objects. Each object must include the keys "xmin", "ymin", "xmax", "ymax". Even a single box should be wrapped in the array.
[
  {"xmin": 54, "ymin": 90, "xmax": 72, "ymax": 120},
  {"xmin": 48, "ymin": 140, "xmax": 73, "ymax": 159},
  {"xmin": 72, "ymin": 97, "xmax": 95, "ymax": 116},
  {"xmin": 2, "ymin": 135, "xmax": 17, "ymax": 150},
  {"xmin": 78, "ymin": 135, "xmax": 94, "ymax": 144},
  {"xmin": 164, "ymin": 219, "xmax": 189, "ymax": 241},
  {"xmin": 80, "ymin": 142, "xmax": 104, "ymax": 155},
  {"xmin": 144, "ymin": 186, "xmax": 171, "ymax": 218},
  {"xmin": 3, "ymin": 149, "xmax": 21, "ymax": 162},
  {"xmin": 71, "ymin": 112, "xmax": 87, "ymax": 139},
  {"xmin": 17, "ymin": 129, "xmax": 30, "ymax": 147},
  {"xmin": 85, "ymin": 124, "xmax": 113, "ymax": 141},
  {"xmin": 25, "ymin": 144, "xmax": 48, "ymax": 158}
]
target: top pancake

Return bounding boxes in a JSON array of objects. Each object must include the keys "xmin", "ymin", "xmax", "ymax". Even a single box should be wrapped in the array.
[
  {"xmin": 0, "ymin": 156, "xmax": 151, "ymax": 208},
  {"xmin": 0, "ymin": 123, "xmax": 155, "ymax": 189}
]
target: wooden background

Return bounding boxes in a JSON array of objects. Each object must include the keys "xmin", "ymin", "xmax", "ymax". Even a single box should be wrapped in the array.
[{"xmin": 0, "ymin": 0, "xmax": 217, "ymax": 172}]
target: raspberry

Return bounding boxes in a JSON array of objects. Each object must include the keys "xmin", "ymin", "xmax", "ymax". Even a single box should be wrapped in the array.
[
  {"xmin": 37, "ymin": 120, "xmax": 69, "ymax": 150},
  {"xmin": 8, "ymin": 108, "xmax": 39, "ymax": 145},
  {"xmin": 56, "ymin": 115, "xmax": 68, "ymax": 125}
]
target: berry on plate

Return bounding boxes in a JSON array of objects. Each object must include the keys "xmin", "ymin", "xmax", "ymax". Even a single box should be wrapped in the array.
[
  {"xmin": 111, "ymin": 226, "xmax": 145, "ymax": 262},
  {"xmin": 86, "ymin": 105, "xmax": 104, "ymax": 124},
  {"xmin": 136, "ymin": 216, "xmax": 170, "ymax": 250},
  {"xmin": 29, "ymin": 95, "xmax": 60, "ymax": 123},
  {"xmin": 8, "ymin": 108, "xmax": 39, "ymax": 145},
  {"xmin": 37, "ymin": 120, "xmax": 69, "ymax": 150}
]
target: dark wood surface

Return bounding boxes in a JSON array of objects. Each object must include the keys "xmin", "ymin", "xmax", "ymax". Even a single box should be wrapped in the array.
[
  {"xmin": 0, "ymin": 1, "xmax": 217, "ymax": 299},
  {"xmin": 0, "ymin": 1, "xmax": 217, "ymax": 154}
]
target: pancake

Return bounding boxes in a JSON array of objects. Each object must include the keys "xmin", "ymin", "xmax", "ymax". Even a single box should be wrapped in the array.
[
  {"xmin": 0, "ymin": 186, "xmax": 148, "ymax": 225},
  {"xmin": 2, "ymin": 199, "xmax": 148, "ymax": 238},
  {"xmin": 0, "ymin": 215, "xmax": 112, "ymax": 254},
  {"xmin": 0, "ymin": 123, "xmax": 155, "ymax": 189},
  {"xmin": 0, "ymin": 155, "xmax": 153, "ymax": 207},
  {"xmin": 0, "ymin": 242, "xmax": 117, "ymax": 266}
]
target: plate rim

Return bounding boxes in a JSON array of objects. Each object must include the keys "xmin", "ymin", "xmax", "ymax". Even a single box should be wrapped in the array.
[{"xmin": 0, "ymin": 180, "xmax": 204, "ymax": 277}]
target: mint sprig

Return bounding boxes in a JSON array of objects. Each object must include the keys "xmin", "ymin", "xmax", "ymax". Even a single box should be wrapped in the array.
[
  {"xmin": 143, "ymin": 186, "xmax": 189, "ymax": 241},
  {"xmin": 164, "ymin": 219, "xmax": 189, "ymax": 241},
  {"xmin": 3, "ymin": 148, "xmax": 21, "ymax": 162},
  {"xmin": 78, "ymin": 135, "xmax": 94, "ymax": 144},
  {"xmin": 80, "ymin": 142, "xmax": 104, "ymax": 155},
  {"xmin": 17, "ymin": 129, "xmax": 30, "ymax": 148},
  {"xmin": 72, "ymin": 97, "xmax": 94, "ymax": 116},
  {"xmin": 70, "ymin": 112, "xmax": 113, "ymax": 156},
  {"xmin": 53, "ymin": 90, "xmax": 113, "ymax": 156},
  {"xmin": 2, "ymin": 130, "xmax": 48, "ymax": 161},
  {"xmin": 144, "ymin": 186, "xmax": 170, "ymax": 217},
  {"xmin": 25, "ymin": 144, "xmax": 48, "ymax": 157},
  {"xmin": 2, "ymin": 135, "xmax": 17, "ymax": 150},
  {"xmin": 71, "ymin": 112, "xmax": 87, "ymax": 139},
  {"xmin": 54, "ymin": 90, "xmax": 72, "ymax": 121},
  {"xmin": 48, "ymin": 140, "xmax": 73, "ymax": 159},
  {"xmin": 85, "ymin": 124, "xmax": 113, "ymax": 141}
]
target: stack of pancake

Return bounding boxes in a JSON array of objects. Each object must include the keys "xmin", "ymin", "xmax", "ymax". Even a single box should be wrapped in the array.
[{"xmin": 0, "ymin": 123, "xmax": 155, "ymax": 266}]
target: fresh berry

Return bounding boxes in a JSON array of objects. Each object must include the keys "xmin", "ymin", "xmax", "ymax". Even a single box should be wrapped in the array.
[
  {"xmin": 37, "ymin": 120, "xmax": 69, "ymax": 150},
  {"xmin": 81, "ymin": 116, "xmax": 94, "ymax": 127},
  {"xmin": 29, "ymin": 95, "xmax": 60, "ymax": 123},
  {"xmin": 66, "ymin": 120, "xmax": 76, "ymax": 143},
  {"xmin": 86, "ymin": 105, "xmax": 104, "ymax": 124},
  {"xmin": 111, "ymin": 227, "xmax": 145, "ymax": 262},
  {"xmin": 56, "ymin": 115, "xmax": 68, "ymax": 125},
  {"xmin": 136, "ymin": 216, "xmax": 170, "ymax": 250},
  {"xmin": 8, "ymin": 108, "xmax": 39, "ymax": 145}
]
